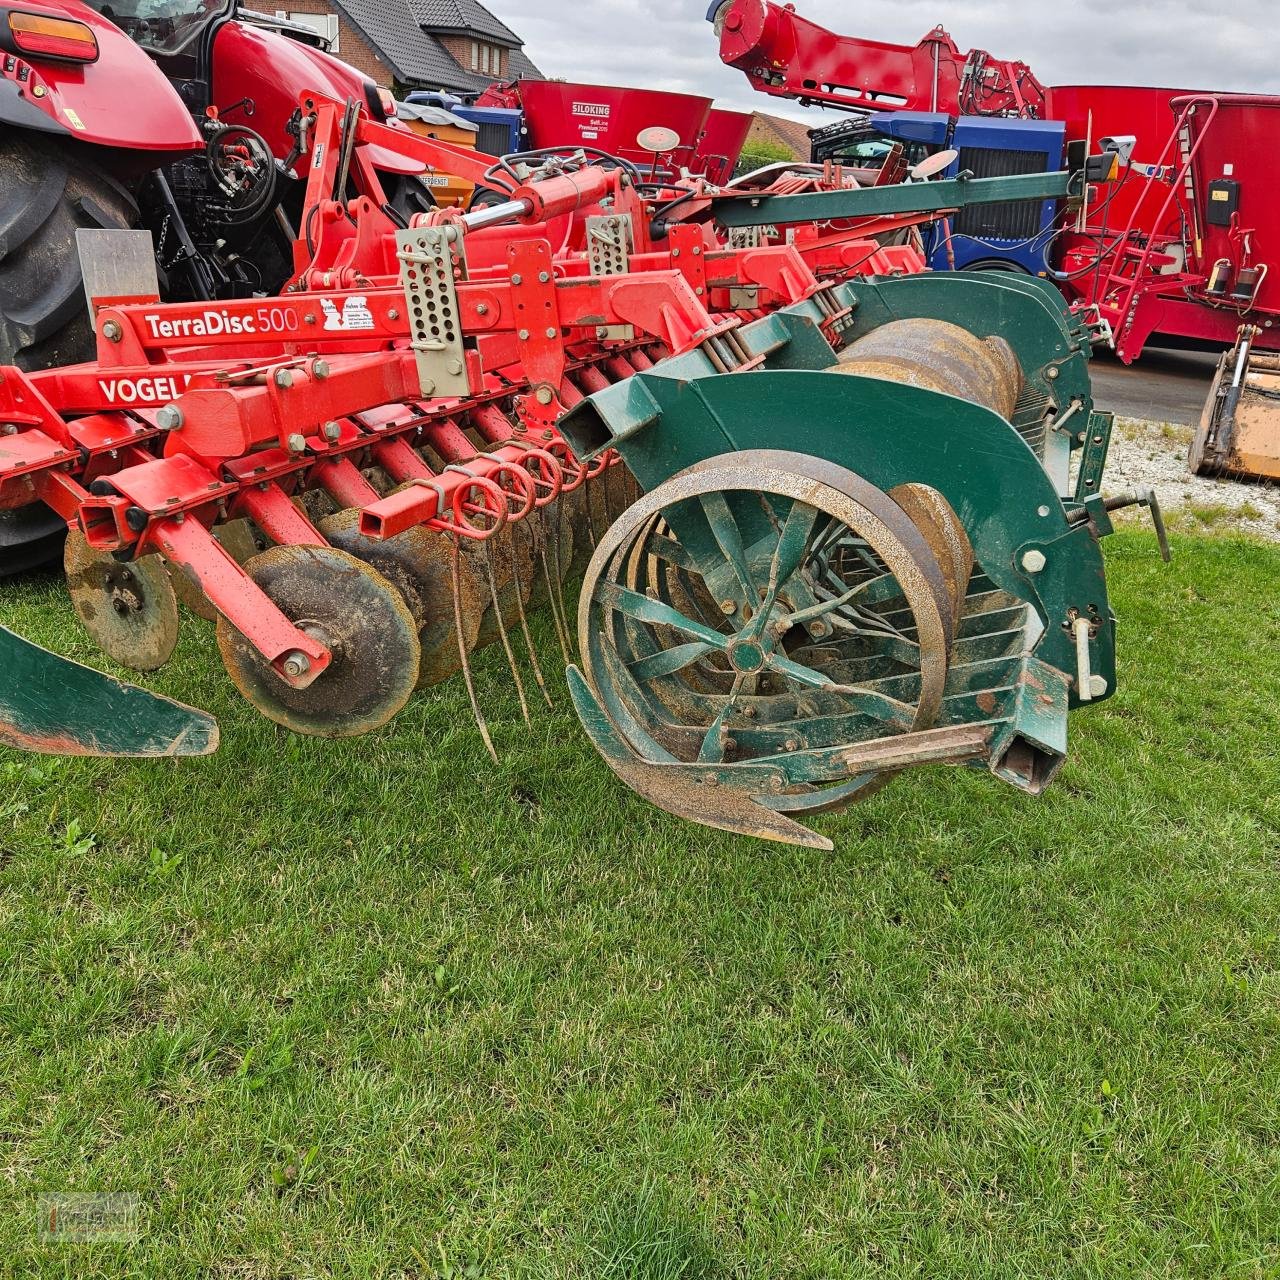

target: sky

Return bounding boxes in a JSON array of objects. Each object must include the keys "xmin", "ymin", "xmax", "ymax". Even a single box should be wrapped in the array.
[{"xmin": 504, "ymin": 0, "xmax": 1280, "ymax": 122}]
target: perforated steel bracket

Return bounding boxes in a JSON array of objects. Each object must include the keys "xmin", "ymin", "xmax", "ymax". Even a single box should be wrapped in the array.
[
  {"xmin": 585, "ymin": 214, "xmax": 636, "ymax": 342},
  {"xmin": 585, "ymin": 214, "xmax": 634, "ymax": 276},
  {"xmin": 396, "ymin": 226, "xmax": 472, "ymax": 399},
  {"xmin": 728, "ymin": 225, "xmax": 766, "ymax": 250}
]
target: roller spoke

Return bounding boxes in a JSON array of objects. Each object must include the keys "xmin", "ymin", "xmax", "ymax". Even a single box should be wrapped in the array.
[
  {"xmin": 628, "ymin": 640, "xmax": 717, "ymax": 681},
  {"xmin": 598, "ymin": 580, "xmax": 729, "ymax": 649},
  {"xmin": 697, "ymin": 490, "xmax": 758, "ymax": 603}
]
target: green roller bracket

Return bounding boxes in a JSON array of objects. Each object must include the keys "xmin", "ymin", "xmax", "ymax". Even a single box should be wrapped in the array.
[{"xmin": 0, "ymin": 626, "xmax": 218, "ymax": 758}]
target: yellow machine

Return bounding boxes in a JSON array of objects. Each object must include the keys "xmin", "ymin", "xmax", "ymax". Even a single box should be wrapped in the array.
[
  {"xmin": 1191, "ymin": 325, "xmax": 1280, "ymax": 481},
  {"xmin": 394, "ymin": 100, "xmax": 479, "ymax": 209}
]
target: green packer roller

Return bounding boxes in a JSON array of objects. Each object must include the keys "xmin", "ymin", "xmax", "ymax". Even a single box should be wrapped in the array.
[{"xmin": 559, "ymin": 270, "xmax": 1167, "ymax": 849}]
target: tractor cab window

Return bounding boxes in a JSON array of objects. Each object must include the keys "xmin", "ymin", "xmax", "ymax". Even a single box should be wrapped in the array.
[{"xmin": 82, "ymin": 0, "xmax": 231, "ymax": 53}]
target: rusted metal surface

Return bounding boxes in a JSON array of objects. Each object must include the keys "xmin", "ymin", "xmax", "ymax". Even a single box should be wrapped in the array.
[
  {"xmin": 215, "ymin": 545, "xmax": 420, "ymax": 737},
  {"xmin": 571, "ymin": 450, "xmax": 958, "ymax": 843},
  {"xmin": 834, "ymin": 318, "xmax": 1024, "ymax": 421},
  {"xmin": 64, "ymin": 528, "xmax": 180, "ymax": 673}
]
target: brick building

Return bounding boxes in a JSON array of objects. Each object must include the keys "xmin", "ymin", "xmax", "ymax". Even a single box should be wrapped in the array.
[
  {"xmin": 277, "ymin": 0, "xmax": 541, "ymax": 93},
  {"xmin": 742, "ymin": 111, "xmax": 813, "ymax": 161}
]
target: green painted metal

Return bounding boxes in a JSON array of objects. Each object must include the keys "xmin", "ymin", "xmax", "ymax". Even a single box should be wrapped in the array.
[
  {"xmin": 1074, "ymin": 411, "xmax": 1114, "ymax": 502},
  {"xmin": 0, "ymin": 625, "xmax": 218, "ymax": 757},
  {"xmin": 712, "ymin": 170, "xmax": 1079, "ymax": 229},
  {"xmin": 568, "ymin": 368, "xmax": 1115, "ymax": 703},
  {"xmin": 562, "ymin": 272, "xmax": 1120, "ymax": 841}
]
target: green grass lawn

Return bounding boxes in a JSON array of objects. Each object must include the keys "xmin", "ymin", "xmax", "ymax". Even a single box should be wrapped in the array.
[{"xmin": 2, "ymin": 529, "xmax": 1279, "ymax": 1278}]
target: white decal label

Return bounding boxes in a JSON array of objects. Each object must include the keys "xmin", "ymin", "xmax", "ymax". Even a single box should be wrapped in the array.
[{"xmin": 320, "ymin": 296, "xmax": 374, "ymax": 331}]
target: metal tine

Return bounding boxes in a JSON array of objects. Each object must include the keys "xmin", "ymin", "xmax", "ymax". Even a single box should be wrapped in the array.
[
  {"xmin": 451, "ymin": 533, "xmax": 497, "ymax": 762},
  {"xmin": 540, "ymin": 503, "xmax": 573, "ymax": 663},
  {"xmin": 507, "ymin": 521, "xmax": 553, "ymax": 709},
  {"xmin": 481, "ymin": 532, "xmax": 531, "ymax": 724}
]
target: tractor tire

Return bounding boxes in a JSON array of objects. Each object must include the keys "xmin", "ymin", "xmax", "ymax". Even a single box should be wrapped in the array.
[{"xmin": 0, "ymin": 133, "xmax": 138, "ymax": 577}]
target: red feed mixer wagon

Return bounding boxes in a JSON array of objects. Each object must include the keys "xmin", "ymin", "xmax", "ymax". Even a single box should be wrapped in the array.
[{"xmin": 709, "ymin": 0, "xmax": 1280, "ymax": 371}]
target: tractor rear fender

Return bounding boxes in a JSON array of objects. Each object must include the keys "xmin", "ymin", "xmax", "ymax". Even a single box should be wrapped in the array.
[
  {"xmin": 0, "ymin": 0, "xmax": 201, "ymax": 152},
  {"xmin": 562, "ymin": 365, "xmax": 1116, "ymax": 708}
]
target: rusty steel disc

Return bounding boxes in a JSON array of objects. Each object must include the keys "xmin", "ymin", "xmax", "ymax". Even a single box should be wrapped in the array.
[
  {"xmin": 318, "ymin": 508, "xmax": 484, "ymax": 688},
  {"xmin": 65, "ymin": 528, "xmax": 179, "ymax": 672},
  {"xmin": 887, "ymin": 482, "xmax": 973, "ymax": 641},
  {"xmin": 216, "ymin": 544, "xmax": 420, "ymax": 737}
]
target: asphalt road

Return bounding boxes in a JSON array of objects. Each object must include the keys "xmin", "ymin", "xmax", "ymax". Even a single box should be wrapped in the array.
[{"xmin": 1088, "ymin": 346, "xmax": 1221, "ymax": 426}]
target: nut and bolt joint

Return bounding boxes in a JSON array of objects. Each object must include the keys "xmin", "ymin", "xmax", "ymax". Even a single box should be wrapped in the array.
[
  {"xmin": 311, "ymin": 359, "xmax": 330, "ymax": 380},
  {"xmin": 282, "ymin": 651, "xmax": 311, "ymax": 678},
  {"xmin": 274, "ymin": 368, "xmax": 294, "ymax": 389},
  {"xmin": 286, "ymin": 432, "xmax": 307, "ymax": 454},
  {"xmin": 322, "ymin": 420, "xmax": 342, "ymax": 442},
  {"xmin": 155, "ymin": 405, "xmax": 184, "ymax": 431},
  {"xmin": 1021, "ymin": 549, "xmax": 1047, "ymax": 574},
  {"xmin": 101, "ymin": 320, "xmax": 123, "ymax": 343}
]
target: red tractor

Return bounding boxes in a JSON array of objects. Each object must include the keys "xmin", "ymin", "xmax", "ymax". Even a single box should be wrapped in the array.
[{"xmin": 0, "ymin": 0, "xmax": 424, "ymax": 569}]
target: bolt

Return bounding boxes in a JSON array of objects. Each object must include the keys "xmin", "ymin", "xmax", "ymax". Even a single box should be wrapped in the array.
[
  {"xmin": 1022, "ymin": 549, "xmax": 1047, "ymax": 573},
  {"xmin": 287, "ymin": 432, "xmax": 307, "ymax": 454},
  {"xmin": 1046, "ymin": 366, "xmax": 1060, "ymax": 380},
  {"xmin": 275, "ymin": 368, "xmax": 294, "ymax": 389},
  {"xmin": 447, "ymin": 358, "xmax": 463, "ymax": 375},
  {"xmin": 1088, "ymin": 674, "xmax": 1109, "ymax": 698},
  {"xmin": 101, "ymin": 320, "xmax": 123, "ymax": 343},
  {"xmin": 696, "ymin": 287, "xmax": 704, "ymax": 295},
  {"xmin": 692, "ymin": 246, "xmax": 702, "ymax": 256},
  {"xmin": 388, "ymin": 308, "xmax": 400, "ymax": 321},
  {"xmin": 155, "ymin": 405, "xmax": 183, "ymax": 431},
  {"xmin": 311, "ymin": 358, "xmax": 330, "ymax": 379},
  {"xmin": 322, "ymin": 420, "xmax": 341, "ymax": 442},
  {"xmin": 810, "ymin": 621, "xmax": 828, "ymax": 637},
  {"xmin": 511, "ymin": 273, "xmax": 523, "ymax": 285},
  {"xmin": 420, "ymin": 378, "xmax": 435, "ymax": 396},
  {"xmin": 784, "ymin": 739, "xmax": 799, "ymax": 752},
  {"xmin": 304, "ymin": 313, "xmax": 317, "ymax": 325},
  {"xmin": 518, "ymin": 328, "xmax": 530, "ymax": 340},
  {"xmin": 282, "ymin": 651, "xmax": 311, "ymax": 678},
  {"xmin": 721, "ymin": 599, "xmax": 737, "ymax": 615},
  {"xmin": 538, "ymin": 271, "xmax": 550, "ymax": 283},
  {"xmin": 476, "ymin": 303, "xmax": 490, "ymax": 316},
  {"xmin": 32, "ymin": 85, "xmax": 45, "ymax": 98},
  {"xmin": 535, "ymin": 386, "xmax": 554, "ymax": 405},
  {"xmin": 545, "ymin": 327, "xmax": 557, "ymax": 339}
]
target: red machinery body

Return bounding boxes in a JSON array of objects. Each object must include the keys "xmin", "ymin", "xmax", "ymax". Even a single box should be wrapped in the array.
[
  {"xmin": 507, "ymin": 79, "xmax": 716, "ymax": 175},
  {"xmin": 1045, "ymin": 84, "xmax": 1196, "ymax": 243},
  {"xmin": 696, "ymin": 107, "xmax": 753, "ymax": 183},
  {"xmin": 711, "ymin": 0, "xmax": 1046, "ymax": 118},
  {"xmin": 710, "ymin": 0, "xmax": 1280, "ymax": 361},
  {"xmin": 0, "ymin": 0, "xmax": 392, "ymax": 160},
  {"xmin": 0, "ymin": 0, "xmax": 201, "ymax": 152},
  {"xmin": 1075, "ymin": 94, "xmax": 1280, "ymax": 361}
]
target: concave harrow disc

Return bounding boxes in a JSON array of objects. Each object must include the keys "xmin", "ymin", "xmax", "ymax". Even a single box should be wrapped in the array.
[
  {"xmin": 216, "ymin": 544, "xmax": 421, "ymax": 737},
  {"xmin": 570, "ymin": 450, "xmax": 958, "ymax": 848},
  {"xmin": 65, "ymin": 529, "xmax": 180, "ymax": 673}
]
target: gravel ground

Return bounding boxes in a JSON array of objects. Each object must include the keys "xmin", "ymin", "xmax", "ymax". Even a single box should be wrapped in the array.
[{"xmin": 1105, "ymin": 416, "xmax": 1280, "ymax": 542}]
